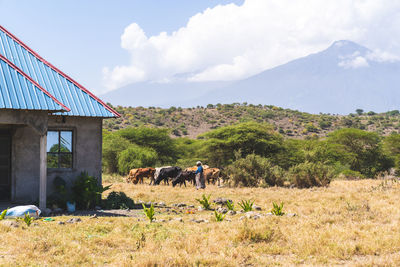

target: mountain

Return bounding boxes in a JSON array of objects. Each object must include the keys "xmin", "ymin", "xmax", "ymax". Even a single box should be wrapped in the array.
[
  {"xmin": 198, "ymin": 40, "xmax": 400, "ymax": 114},
  {"xmin": 101, "ymin": 80, "xmax": 231, "ymax": 108},
  {"xmin": 101, "ymin": 41, "xmax": 400, "ymax": 114}
]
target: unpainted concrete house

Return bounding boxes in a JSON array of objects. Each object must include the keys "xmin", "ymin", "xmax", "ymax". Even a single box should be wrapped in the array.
[{"xmin": 0, "ymin": 26, "xmax": 119, "ymax": 209}]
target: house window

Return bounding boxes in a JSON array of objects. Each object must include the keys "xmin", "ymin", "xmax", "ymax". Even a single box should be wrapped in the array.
[{"xmin": 47, "ymin": 130, "xmax": 73, "ymax": 168}]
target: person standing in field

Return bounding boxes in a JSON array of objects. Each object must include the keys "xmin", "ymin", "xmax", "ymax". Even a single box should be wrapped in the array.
[{"xmin": 195, "ymin": 161, "xmax": 205, "ymax": 189}]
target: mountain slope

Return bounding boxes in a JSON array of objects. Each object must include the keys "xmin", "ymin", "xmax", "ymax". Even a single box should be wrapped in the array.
[
  {"xmin": 102, "ymin": 40, "xmax": 400, "ymax": 114},
  {"xmin": 104, "ymin": 103, "xmax": 400, "ymax": 139},
  {"xmin": 197, "ymin": 40, "xmax": 400, "ymax": 114}
]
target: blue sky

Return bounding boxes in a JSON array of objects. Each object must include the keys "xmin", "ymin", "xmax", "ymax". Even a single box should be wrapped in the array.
[
  {"xmin": 1, "ymin": 0, "xmax": 243, "ymax": 93},
  {"xmin": 2, "ymin": 0, "xmax": 400, "ymax": 95}
]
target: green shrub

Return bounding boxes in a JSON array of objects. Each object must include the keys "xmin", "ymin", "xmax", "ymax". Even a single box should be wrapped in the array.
[
  {"xmin": 117, "ymin": 144, "xmax": 158, "ymax": 174},
  {"xmin": 117, "ymin": 127, "xmax": 178, "ymax": 165},
  {"xmin": 339, "ymin": 169, "xmax": 365, "ymax": 180},
  {"xmin": 102, "ymin": 133, "xmax": 130, "ymax": 173},
  {"xmin": 226, "ymin": 154, "xmax": 285, "ymax": 187},
  {"xmin": 48, "ymin": 176, "xmax": 68, "ymax": 209},
  {"xmin": 72, "ymin": 172, "xmax": 111, "ymax": 210},
  {"xmin": 328, "ymin": 128, "xmax": 393, "ymax": 177},
  {"xmin": 200, "ymin": 122, "xmax": 283, "ymax": 167},
  {"xmin": 288, "ymin": 162, "xmax": 334, "ymax": 188},
  {"xmin": 105, "ymin": 191, "xmax": 135, "ymax": 209}
]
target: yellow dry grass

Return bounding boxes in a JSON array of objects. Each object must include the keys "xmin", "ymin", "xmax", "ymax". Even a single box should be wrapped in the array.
[{"xmin": 1, "ymin": 178, "xmax": 400, "ymax": 266}]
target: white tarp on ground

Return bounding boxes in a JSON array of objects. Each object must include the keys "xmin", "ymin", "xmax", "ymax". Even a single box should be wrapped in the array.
[{"xmin": 5, "ymin": 205, "xmax": 41, "ymax": 218}]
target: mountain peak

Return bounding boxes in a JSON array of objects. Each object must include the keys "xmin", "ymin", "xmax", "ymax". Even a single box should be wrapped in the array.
[{"xmin": 326, "ymin": 40, "xmax": 370, "ymax": 55}]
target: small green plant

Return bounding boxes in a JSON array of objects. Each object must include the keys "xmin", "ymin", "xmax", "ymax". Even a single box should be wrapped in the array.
[
  {"xmin": 214, "ymin": 210, "xmax": 226, "ymax": 222},
  {"xmin": 196, "ymin": 194, "xmax": 212, "ymax": 210},
  {"xmin": 142, "ymin": 204, "xmax": 155, "ymax": 222},
  {"xmin": 271, "ymin": 202, "xmax": 285, "ymax": 216},
  {"xmin": 226, "ymin": 200, "xmax": 235, "ymax": 211},
  {"xmin": 23, "ymin": 212, "xmax": 34, "ymax": 227},
  {"xmin": 238, "ymin": 199, "xmax": 254, "ymax": 212},
  {"xmin": 105, "ymin": 191, "xmax": 135, "ymax": 209},
  {"xmin": 0, "ymin": 209, "xmax": 7, "ymax": 220},
  {"xmin": 72, "ymin": 171, "xmax": 112, "ymax": 210}
]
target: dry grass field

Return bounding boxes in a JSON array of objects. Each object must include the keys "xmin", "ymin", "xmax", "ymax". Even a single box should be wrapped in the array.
[{"xmin": 1, "ymin": 178, "xmax": 400, "ymax": 266}]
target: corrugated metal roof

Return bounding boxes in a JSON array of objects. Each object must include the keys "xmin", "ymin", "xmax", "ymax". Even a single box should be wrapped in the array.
[
  {"xmin": 0, "ymin": 54, "xmax": 69, "ymax": 112},
  {"xmin": 0, "ymin": 25, "xmax": 120, "ymax": 118}
]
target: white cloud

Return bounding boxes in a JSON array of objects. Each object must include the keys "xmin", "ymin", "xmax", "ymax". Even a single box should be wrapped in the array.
[
  {"xmin": 103, "ymin": 0, "xmax": 400, "ymax": 90},
  {"xmin": 366, "ymin": 50, "xmax": 400, "ymax": 63},
  {"xmin": 338, "ymin": 56, "xmax": 369, "ymax": 69}
]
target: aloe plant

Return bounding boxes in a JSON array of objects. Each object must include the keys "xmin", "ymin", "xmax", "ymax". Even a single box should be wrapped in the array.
[
  {"xmin": 23, "ymin": 212, "xmax": 34, "ymax": 227},
  {"xmin": 0, "ymin": 209, "xmax": 7, "ymax": 220},
  {"xmin": 142, "ymin": 204, "xmax": 155, "ymax": 222},
  {"xmin": 214, "ymin": 210, "xmax": 226, "ymax": 222},
  {"xmin": 238, "ymin": 200, "xmax": 254, "ymax": 212},
  {"xmin": 196, "ymin": 194, "xmax": 212, "ymax": 210},
  {"xmin": 271, "ymin": 202, "xmax": 285, "ymax": 216},
  {"xmin": 226, "ymin": 200, "xmax": 235, "ymax": 211}
]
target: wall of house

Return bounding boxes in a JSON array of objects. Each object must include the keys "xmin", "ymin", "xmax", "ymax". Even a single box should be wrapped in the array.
[
  {"xmin": 46, "ymin": 116, "xmax": 103, "ymax": 196},
  {"xmin": 0, "ymin": 111, "xmax": 103, "ymax": 203},
  {"xmin": 0, "ymin": 110, "xmax": 48, "ymax": 203},
  {"xmin": 12, "ymin": 124, "xmax": 42, "ymax": 202}
]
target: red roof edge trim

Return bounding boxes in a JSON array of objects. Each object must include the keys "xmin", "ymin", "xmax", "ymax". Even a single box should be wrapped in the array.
[
  {"xmin": 0, "ymin": 25, "xmax": 121, "ymax": 118},
  {"xmin": 0, "ymin": 53, "xmax": 70, "ymax": 112}
]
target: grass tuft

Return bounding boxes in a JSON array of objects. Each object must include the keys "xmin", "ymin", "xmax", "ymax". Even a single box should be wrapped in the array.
[{"xmin": 235, "ymin": 221, "xmax": 275, "ymax": 243}]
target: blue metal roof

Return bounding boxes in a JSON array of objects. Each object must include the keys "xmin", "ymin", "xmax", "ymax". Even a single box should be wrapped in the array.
[
  {"xmin": 0, "ymin": 54, "xmax": 68, "ymax": 112},
  {"xmin": 0, "ymin": 26, "xmax": 120, "ymax": 118}
]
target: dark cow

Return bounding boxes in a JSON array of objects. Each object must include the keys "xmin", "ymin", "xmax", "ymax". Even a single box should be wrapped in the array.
[
  {"xmin": 172, "ymin": 171, "xmax": 196, "ymax": 187},
  {"xmin": 151, "ymin": 166, "xmax": 172, "ymax": 185},
  {"xmin": 154, "ymin": 167, "xmax": 182, "ymax": 185}
]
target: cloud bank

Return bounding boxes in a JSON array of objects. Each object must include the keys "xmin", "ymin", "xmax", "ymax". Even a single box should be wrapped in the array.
[{"xmin": 103, "ymin": 0, "xmax": 400, "ymax": 90}]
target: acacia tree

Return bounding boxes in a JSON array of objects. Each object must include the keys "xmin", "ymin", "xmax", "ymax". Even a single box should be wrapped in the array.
[
  {"xmin": 383, "ymin": 133, "xmax": 400, "ymax": 174},
  {"xmin": 102, "ymin": 132, "xmax": 130, "ymax": 173},
  {"xmin": 200, "ymin": 122, "xmax": 284, "ymax": 167},
  {"xmin": 355, "ymin": 109, "xmax": 364, "ymax": 115},
  {"xmin": 117, "ymin": 127, "xmax": 178, "ymax": 165},
  {"xmin": 327, "ymin": 128, "xmax": 393, "ymax": 177}
]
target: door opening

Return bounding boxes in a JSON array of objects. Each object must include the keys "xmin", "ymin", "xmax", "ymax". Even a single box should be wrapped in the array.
[{"xmin": 0, "ymin": 131, "xmax": 11, "ymax": 201}]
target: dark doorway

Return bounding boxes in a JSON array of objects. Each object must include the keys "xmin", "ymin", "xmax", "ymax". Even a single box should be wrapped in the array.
[{"xmin": 0, "ymin": 131, "xmax": 11, "ymax": 201}]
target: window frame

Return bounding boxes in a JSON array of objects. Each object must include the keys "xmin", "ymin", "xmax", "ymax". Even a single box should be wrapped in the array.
[{"xmin": 47, "ymin": 129, "xmax": 74, "ymax": 169}]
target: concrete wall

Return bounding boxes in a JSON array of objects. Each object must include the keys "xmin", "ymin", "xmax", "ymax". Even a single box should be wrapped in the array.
[
  {"xmin": 0, "ymin": 110, "xmax": 48, "ymax": 202},
  {"xmin": 46, "ymin": 116, "xmax": 103, "ymax": 196},
  {"xmin": 0, "ymin": 110, "xmax": 103, "ymax": 203},
  {"xmin": 12, "ymin": 124, "xmax": 42, "ymax": 202}
]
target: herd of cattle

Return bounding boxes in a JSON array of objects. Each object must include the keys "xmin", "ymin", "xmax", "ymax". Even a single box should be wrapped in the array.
[{"xmin": 126, "ymin": 165, "xmax": 222, "ymax": 187}]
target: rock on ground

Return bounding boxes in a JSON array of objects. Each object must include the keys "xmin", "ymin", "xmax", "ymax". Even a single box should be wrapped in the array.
[
  {"xmin": 190, "ymin": 218, "xmax": 209, "ymax": 223},
  {"xmin": 65, "ymin": 218, "xmax": 82, "ymax": 224},
  {"xmin": 213, "ymin": 198, "xmax": 233, "ymax": 205},
  {"xmin": 216, "ymin": 207, "xmax": 228, "ymax": 214},
  {"xmin": 253, "ymin": 205, "xmax": 262, "ymax": 211},
  {"xmin": 227, "ymin": 210, "xmax": 237, "ymax": 215}
]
